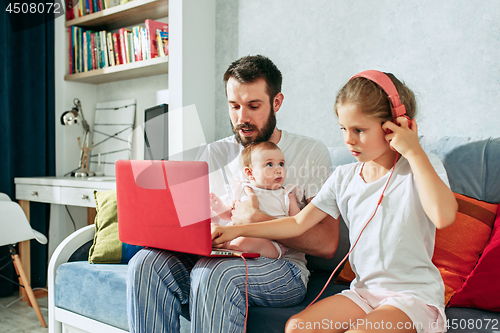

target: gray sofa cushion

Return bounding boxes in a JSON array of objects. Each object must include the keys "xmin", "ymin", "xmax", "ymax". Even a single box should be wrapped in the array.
[
  {"xmin": 55, "ymin": 261, "xmax": 129, "ymax": 330},
  {"xmin": 420, "ymin": 136, "xmax": 500, "ymax": 203}
]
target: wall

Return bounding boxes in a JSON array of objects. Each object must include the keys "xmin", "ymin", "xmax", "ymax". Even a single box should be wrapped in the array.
[{"xmin": 214, "ymin": 0, "xmax": 500, "ymax": 147}]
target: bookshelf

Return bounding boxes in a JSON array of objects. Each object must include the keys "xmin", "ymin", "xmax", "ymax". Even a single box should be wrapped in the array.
[
  {"xmin": 64, "ymin": 56, "xmax": 168, "ymax": 84},
  {"xmin": 65, "ymin": 0, "xmax": 169, "ymax": 83}
]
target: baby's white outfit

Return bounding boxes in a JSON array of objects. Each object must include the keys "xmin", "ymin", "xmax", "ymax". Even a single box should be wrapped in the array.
[
  {"xmin": 236, "ymin": 183, "xmax": 305, "ymax": 258},
  {"xmin": 312, "ymin": 154, "xmax": 449, "ymax": 333}
]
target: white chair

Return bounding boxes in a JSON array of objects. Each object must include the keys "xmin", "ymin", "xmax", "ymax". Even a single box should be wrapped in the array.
[
  {"xmin": 0, "ymin": 193, "xmax": 48, "ymax": 327},
  {"xmin": 0, "ymin": 193, "xmax": 11, "ymax": 201}
]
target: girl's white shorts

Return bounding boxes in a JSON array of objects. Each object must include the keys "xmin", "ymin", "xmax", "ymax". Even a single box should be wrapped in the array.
[{"xmin": 340, "ymin": 288, "xmax": 446, "ymax": 333}]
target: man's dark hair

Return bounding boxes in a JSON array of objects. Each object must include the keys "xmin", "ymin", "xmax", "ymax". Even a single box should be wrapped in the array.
[{"xmin": 223, "ymin": 55, "xmax": 282, "ymax": 103}]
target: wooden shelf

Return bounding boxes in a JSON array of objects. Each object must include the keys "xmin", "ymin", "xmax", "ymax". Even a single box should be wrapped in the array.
[
  {"xmin": 66, "ymin": 0, "xmax": 168, "ymax": 31},
  {"xmin": 64, "ymin": 56, "xmax": 168, "ymax": 84}
]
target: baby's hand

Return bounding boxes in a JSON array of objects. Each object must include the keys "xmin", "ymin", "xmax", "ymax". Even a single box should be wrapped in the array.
[
  {"xmin": 210, "ymin": 193, "xmax": 225, "ymax": 212},
  {"xmin": 210, "ymin": 192, "xmax": 233, "ymax": 221}
]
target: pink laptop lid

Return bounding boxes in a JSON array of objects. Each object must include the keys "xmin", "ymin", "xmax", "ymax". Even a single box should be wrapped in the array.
[{"xmin": 115, "ymin": 160, "xmax": 212, "ymax": 256}]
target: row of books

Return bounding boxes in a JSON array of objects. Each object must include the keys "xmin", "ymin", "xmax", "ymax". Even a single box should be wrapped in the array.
[
  {"xmin": 66, "ymin": 0, "xmax": 132, "ymax": 21},
  {"xmin": 69, "ymin": 19, "xmax": 168, "ymax": 75}
]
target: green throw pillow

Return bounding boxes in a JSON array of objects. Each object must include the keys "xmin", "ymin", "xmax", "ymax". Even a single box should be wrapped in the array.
[{"xmin": 88, "ymin": 189, "xmax": 143, "ymax": 264}]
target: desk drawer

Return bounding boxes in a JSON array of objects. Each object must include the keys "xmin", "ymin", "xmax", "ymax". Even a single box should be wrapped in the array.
[
  {"xmin": 61, "ymin": 188, "xmax": 96, "ymax": 207},
  {"xmin": 16, "ymin": 184, "xmax": 60, "ymax": 204}
]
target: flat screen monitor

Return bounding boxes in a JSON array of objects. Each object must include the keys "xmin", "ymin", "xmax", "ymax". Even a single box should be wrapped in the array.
[{"xmin": 144, "ymin": 104, "xmax": 168, "ymax": 160}]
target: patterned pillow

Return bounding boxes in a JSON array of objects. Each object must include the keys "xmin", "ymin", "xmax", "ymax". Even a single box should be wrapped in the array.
[
  {"xmin": 448, "ymin": 203, "xmax": 500, "ymax": 311},
  {"xmin": 432, "ymin": 193, "xmax": 498, "ymax": 304},
  {"xmin": 88, "ymin": 190, "xmax": 143, "ymax": 264}
]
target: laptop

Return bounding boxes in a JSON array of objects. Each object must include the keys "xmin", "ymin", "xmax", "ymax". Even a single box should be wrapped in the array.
[{"xmin": 115, "ymin": 159, "xmax": 259, "ymax": 258}]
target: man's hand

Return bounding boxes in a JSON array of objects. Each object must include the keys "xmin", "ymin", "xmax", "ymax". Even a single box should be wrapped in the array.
[{"xmin": 231, "ymin": 186, "xmax": 261, "ymax": 225}]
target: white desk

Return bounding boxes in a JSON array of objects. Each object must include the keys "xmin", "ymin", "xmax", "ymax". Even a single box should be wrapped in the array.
[
  {"xmin": 15, "ymin": 176, "xmax": 116, "ymax": 207},
  {"xmin": 14, "ymin": 176, "xmax": 116, "ymax": 299}
]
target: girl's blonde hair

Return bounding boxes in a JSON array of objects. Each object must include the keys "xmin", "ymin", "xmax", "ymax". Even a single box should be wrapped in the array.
[{"xmin": 334, "ymin": 72, "xmax": 417, "ymax": 123}]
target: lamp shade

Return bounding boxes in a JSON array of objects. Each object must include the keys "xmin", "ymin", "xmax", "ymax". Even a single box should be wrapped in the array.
[{"xmin": 60, "ymin": 109, "xmax": 80, "ymax": 126}]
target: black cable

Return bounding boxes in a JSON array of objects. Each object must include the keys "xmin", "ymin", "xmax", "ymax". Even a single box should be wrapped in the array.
[
  {"xmin": 64, "ymin": 167, "xmax": 81, "ymax": 177},
  {"xmin": 65, "ymin": 205, "xmax": 77, "ymax": 231}
]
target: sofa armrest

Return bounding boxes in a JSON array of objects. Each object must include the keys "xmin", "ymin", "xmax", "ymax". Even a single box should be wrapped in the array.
[{"xmin": 48, "ymin": 225, "xmax": 95, "ymax": 333}]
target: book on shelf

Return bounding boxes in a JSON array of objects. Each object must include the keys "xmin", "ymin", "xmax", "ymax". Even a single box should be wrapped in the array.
[
  {"xmin": 77, "ymin": 27, "xmax": 82, "ymax": 72},
  {"xmin": 91, "ymin": 33, "xmax": 97, "ymax": 70},
  {"xmin": 127, "ymin": 31, "xmax": 135, "ymax": 63},
  {"xmin": 66, "ymin": 0, "xmax": 125, "ymax": 20},
  {"xmin": 101, "ymin": 31, "xmax": 109, "ymax": 68},
  {"xmin": 141, "ymin": 28, "xmax": 148, "ymax": 60},
  {"xmin": 107, "ymin": 32, "xmax": 115, "ymax": 67},
  {"xmin": 67, "ymin": 18, "xmax": 168, "ymax": 76},
  {"xmin": 65, "ymin": 0, "xmax": 74, "ymax": 20},
  {"xmin": 103, "ymin": 0, "xmax": 120, "ymax": 9},
  {"xmin": 95, "ymin": 31, "xmax": 102, "ymax": 68},
  {"xmin": 133, "ymin": 26, "xmax": 143, "ymax": 62},
  {"xmin": 118, "ymin": 28, "xmax": 130, "ymax": 64},
  {"xmin": 83, "ymin": 32, "xmax": 88, "ymax": 72},
  {"xmin": 69, "ymin": 26, "xmax": 73, "ymax": 74},
  {"xmin": 112, "ymin": 33, "xmax": 122, "ymax": 65},
  {"xmin": 145, "ymin": 19, "xmax": 168, "ymax": 59},
  {"xmin": 157, "ymin": 31, "xmax": 168, "ymax": 57}
]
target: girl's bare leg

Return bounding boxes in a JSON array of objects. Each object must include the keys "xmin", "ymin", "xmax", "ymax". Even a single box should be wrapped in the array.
[
  {"xmin": 347, "ymin": 305, "xmax": 415, "ymax": 333},
  {"xmin": 285, "ymin": 295, "xmax": 416, "ymax": 333},
  {"xmin": 286, "ymin": 295, "xmax": 366, "ymax": 333}
]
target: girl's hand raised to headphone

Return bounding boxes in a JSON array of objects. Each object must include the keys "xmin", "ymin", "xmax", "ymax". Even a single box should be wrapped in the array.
[{"xmin": 383, "ymin": 116, "xmax": 422, "ymax": 159}]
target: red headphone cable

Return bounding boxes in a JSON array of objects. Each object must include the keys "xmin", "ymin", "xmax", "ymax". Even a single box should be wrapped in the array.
[{"xmin": 242, "ymin": 256, "xmax": 249, "ymax": 332}]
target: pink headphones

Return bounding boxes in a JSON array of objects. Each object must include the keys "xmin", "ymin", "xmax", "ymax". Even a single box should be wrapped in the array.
[{"xmin": 350, "ymin": 70, "xmax": 408, "ymax": 123}]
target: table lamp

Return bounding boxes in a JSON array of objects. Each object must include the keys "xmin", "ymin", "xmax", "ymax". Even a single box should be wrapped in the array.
[{"xmin": 60, "ymin": 98, "xmax": 95, "ymax": 177}]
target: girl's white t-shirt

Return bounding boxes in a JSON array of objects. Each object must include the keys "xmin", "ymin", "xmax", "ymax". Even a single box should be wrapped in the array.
[{"xmin": 311, "ymin": 153, "xmax": 448, "ymax": 308}]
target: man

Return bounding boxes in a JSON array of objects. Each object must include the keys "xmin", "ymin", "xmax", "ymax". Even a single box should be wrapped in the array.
[{"xmin": 127, "ymin": 55, "xmax": 339, "ymax": 332}]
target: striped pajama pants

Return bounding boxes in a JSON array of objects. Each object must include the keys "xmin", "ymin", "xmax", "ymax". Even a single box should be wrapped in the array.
[{"xmin": 126, "ymin": 248, "xmax": 307, "ymax": 333}]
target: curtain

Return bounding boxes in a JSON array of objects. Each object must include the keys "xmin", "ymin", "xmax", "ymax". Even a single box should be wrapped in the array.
[{"xmin": 0, "ymin": 9, "xmax": 55, "ymax": 295}]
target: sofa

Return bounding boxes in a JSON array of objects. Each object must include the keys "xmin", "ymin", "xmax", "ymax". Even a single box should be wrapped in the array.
[{"xmin": 48, "ymin": 136, "xmax": 500, "ymax": 333}]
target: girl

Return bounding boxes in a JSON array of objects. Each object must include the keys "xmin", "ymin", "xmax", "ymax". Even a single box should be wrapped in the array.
[{"xmin": 211, "ymin": 70, "xmax": 458, "ymax": 333}]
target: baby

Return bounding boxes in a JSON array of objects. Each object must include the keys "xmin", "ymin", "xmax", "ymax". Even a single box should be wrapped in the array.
[{"xmin": 210, "ymin": 141, "xmax": 303, "ymax": 259}]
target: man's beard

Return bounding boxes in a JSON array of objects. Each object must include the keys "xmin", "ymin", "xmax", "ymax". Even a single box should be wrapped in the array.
[{"xmin": 232, "ymin": 107, "xmax": 277, "ymax": 147}]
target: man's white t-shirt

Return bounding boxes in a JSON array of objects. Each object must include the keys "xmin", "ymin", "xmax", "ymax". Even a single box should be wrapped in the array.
[
  {"xmin": 199, "ymin": 130, "xmax": 333, "ymax": 285},
  {"xmin": 312, "ymin": 153, "xmax": 448, "ymax": 308}
]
